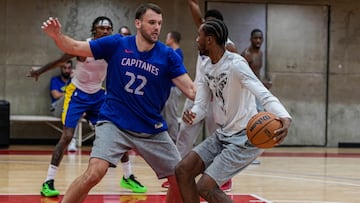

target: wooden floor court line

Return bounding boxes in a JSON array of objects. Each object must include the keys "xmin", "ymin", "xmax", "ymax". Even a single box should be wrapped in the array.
[
  {"xmin": 0, "ymin": 194, "xmax": 271, "ymax": 203},
  {"xmin": 1, "ymin": 146, "xmax": 360, "ymax": 203}
]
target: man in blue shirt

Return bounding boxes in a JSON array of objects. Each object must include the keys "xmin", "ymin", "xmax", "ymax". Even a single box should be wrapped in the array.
[
  {"xmin": 41, "ymin": 3, "xmax": 196, "ymax": 203},
  {"xmin": 31, "ymin": 16, "xmax": 147, "ymax": 197},
  {"xmin": 49, "ymin": 60, "xmax": 72, "ymax": 117}
]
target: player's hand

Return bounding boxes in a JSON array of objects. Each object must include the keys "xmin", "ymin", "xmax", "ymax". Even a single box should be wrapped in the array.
[
  {"xmin": 182, "ymin": 109, "xmax": 196, "ymax": 125},
  {"xmin": 41, "ymin": 17, "xmax": 62, "ymax": 39},
  {"xmin": 273, "ymin": 117, "xmax": 291, "ymax": 144},
  {"xmin": 26, "ymin": 67, "xmax": 41, "ymax": 81}
]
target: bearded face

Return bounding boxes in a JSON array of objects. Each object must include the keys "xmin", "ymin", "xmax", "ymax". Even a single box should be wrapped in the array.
[
  {"xmin": 61, "ymin": 71, "xmax": 71, "ymax": 79},
  {"xmin": 135, "ymin": 9, "xmax": 162, "ymax": 44},
  {"xmin": 60, "ymin": 63, "xmax": 72, "ymax": 79}
]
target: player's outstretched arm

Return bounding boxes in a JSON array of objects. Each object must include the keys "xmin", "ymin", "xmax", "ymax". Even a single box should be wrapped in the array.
[
  {"xmin": 27, "ymin": 54, "xmax": 73, "ymax": 81},
  {"xmin": 187, "ymin": 0, "xmax": 204, "ymax": 29},
  {"xmin": 41, "ymin": 17, "xmax": 92, "ymax": 57},
  {"xmin": 172, "ymin": 74, "xmax": 196, "ymax": 101}
]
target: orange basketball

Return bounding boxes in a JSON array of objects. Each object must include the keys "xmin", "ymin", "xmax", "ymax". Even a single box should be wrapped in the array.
[{"xmin": 246, "ymin": 112, "xmax": 283, "ymax": 149}]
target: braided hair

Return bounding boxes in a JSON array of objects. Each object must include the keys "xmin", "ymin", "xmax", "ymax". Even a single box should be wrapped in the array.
[{"xmin": 201, "ymin": 19, "xmax": 228, "ymax": 46}]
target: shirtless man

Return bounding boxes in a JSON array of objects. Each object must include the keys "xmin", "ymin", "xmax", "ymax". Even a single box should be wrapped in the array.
[{"xmin": 241, "ymin": 29, "xmax": 272, "ymax": 90}]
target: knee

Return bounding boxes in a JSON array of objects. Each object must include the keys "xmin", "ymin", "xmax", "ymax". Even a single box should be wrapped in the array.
[
  {"xmin": 175, "ymin": 160, "xmax": 187, "ymax": 179},
  {"xmin": 62, "ymin": 128, "xmax": 74, "ymax": 142},
  {"xmin": 175, "ymin": 159, "xmax": 195, "ymax": 181},
  {"xmin": 83, "ymin": 172, "xmax": 101, "ymax": 186},
  {"xmin": 176, "ymin": 152, "xmax": 203, "ymax": 179},
  {"xmin": 83, "ymin": 165, "xmax": 107, "ymax": 187}
]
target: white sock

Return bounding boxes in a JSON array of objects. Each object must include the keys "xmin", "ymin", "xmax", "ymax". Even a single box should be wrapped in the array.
[
  {"xmin": 45, "ymin": 164, "xmax": 58, "ymax": 181},
  {"xmin": 122, "ymin": 160, "xmax": 132, "ymax": 179}
]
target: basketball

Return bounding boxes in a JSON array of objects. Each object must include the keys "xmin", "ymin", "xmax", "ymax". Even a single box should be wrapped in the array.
[{"xmin": 246, "ymin": 112, "xmax": 283, "ymax": 149}]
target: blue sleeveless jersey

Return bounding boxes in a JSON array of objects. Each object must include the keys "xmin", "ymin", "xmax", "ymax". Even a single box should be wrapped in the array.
[{"xmin": 90, "ymin": 35, "xmax": 187, "ymax": 134}]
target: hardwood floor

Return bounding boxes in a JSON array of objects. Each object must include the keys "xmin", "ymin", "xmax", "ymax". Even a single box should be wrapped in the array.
[{"xmin": 0, "ymin": 145, "xmax": 359, "ymax": 203}]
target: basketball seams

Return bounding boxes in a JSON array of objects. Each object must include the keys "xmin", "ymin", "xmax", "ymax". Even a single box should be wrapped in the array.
[
  {"xmin": 248, "ymin": 118, "xmax": 273, "ymax": 137},
  {"xmin": 246, "ymin": 112, "xmax": 276, "ymax": 136},
  {"xmin": 251, "ymin": 119, "xmax": 281, "ymax": 146},
  {"xmin": 246, "ymin": 112, "xmax": 282, "ymax": 149}
]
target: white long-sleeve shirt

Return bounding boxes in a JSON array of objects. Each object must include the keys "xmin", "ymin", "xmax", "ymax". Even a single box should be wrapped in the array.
[{"xmin": 191, "ymin": 51, "xmax": 291, "ymax": 136}]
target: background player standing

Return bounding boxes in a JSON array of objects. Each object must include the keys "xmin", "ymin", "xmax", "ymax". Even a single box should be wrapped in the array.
[{"xmin": 161, "ymin": 30, "xmax": 184, "ymax": 189}]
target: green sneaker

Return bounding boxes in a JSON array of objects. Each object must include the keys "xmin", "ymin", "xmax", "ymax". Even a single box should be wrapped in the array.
[
  {"xmin": 120, "ymin": 175, "xmax": 147, "ymax": 193},
  {"xmin": 40, "ymin": 179, "xmax": 60, "ymax": 197}
]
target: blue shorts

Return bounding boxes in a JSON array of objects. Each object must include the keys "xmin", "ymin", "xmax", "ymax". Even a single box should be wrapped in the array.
[{"xmin": 62, "ymin": 83, "xmax": 105, "ymax": 128}]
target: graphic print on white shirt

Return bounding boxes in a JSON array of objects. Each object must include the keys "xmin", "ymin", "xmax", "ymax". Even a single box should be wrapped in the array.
[{"xmin": 205, "ymin": 72, "xmax": 227, "ymax": 114}]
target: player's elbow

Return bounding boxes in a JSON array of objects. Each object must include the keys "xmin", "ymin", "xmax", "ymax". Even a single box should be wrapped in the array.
[{"xmin": 184, "ymin": 87, "xmax": 196, "ymax": 101}]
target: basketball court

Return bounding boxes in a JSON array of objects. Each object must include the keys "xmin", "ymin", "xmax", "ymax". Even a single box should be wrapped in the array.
[
  {"xmin": 0, "ymin": 194, "xmax": 269, "ymax": 203},
  {"xmin": 1, "ymin": 145, "xmax": 359, "ymax": 203}
]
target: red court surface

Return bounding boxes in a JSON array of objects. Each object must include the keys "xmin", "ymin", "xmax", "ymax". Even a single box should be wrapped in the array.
[
  {"xmin": 2, "ymin": 148, "xmax": 360, "ymax": 158},
  {"xmin": 0, "ymin": 194, "xmax": 270, "ymax": 203}
]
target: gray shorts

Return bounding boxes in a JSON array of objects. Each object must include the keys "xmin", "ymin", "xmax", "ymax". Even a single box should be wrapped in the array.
[
  {"xmin": 90, "ymin": 121, "xmax": 181, "ymax": 179},
  {"xmin": 50, "ymin": 96, "xmax": 64, "ymax": 118},
  {"xmin": 176, "ymin": 99, "xmax": 219, "ymax": 158},
  {"xmin": 193, "ymin": 129, "xmax": 264, "ymax": 186}
]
